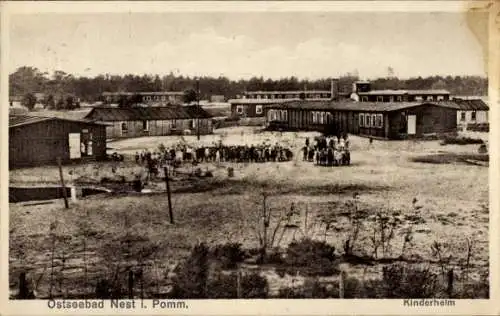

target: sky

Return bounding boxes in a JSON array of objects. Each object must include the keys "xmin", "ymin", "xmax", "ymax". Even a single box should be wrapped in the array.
[{"xmin": 9, "ymin": 11, "xmax": 488, "ymax": 80}]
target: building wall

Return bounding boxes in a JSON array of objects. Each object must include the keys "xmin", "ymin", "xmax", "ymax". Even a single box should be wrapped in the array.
[
  {"xmin": 388, "ymin": 105, "xmax": 456, "ymax": 139},
  {"xmin": 9, "ymin": 120, "xmax": 107, "ymax": 168},
  {"xmin": 359, "ymin": 94, "xmax": 450, "ymax": 102},
  {"xmin": 456, "ymin": 110, "xmax": 488, "ymax": 127},
  {"xmin": 231, "ymin": 104, "xmax": 266, "ymax": 118},
  {"xmin": 265, "ymin": 104, "xmax": 456, "ymax": 140},
  {"xmin": 105, "ymin": 118, "xmax": 213, "ymax": 139}
]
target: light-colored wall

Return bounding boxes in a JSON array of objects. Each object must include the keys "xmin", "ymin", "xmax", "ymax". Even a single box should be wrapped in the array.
[{"xmin": 457, "ymin": 110, "xmax": 488, "ymax": 126}]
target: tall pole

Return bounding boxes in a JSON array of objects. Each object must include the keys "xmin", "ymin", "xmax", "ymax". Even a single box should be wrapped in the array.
[
  {"xmin": 164, "ymin": 167, "xmax": 174, "ymax": 224},
  {"xmin": 196, "ymin": 79, "xmax": 200, "ymax": 140}
]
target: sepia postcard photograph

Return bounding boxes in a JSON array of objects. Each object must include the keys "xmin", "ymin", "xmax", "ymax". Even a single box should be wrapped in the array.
[{"xmin": 1, "ymin": 1, "xmax": 499, "ymax": 315}]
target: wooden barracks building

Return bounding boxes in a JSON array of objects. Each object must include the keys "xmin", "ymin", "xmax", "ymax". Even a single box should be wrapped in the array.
[
  {"xmin": 265, "ymin": 81, "xmax": 488, "ymax": 140},
  {"xmin": 9, "ymin": 115, "xmax": 108, "ymax": 168}
]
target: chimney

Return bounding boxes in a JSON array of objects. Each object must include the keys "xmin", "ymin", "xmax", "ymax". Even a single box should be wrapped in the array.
[{"xmin": 331, "ymin": 78, "xmax": 340, "ymax": 101}]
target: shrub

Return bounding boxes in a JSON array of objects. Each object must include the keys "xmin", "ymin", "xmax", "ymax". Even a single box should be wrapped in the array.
[
  {"xmin": 285, "ymin": 238, "xmax": 338, "ymax": 276},
  {"xmin": 210, "ymin": 243, "xmax": 246, "ymax": 269},
  {"xmin": 381, "ymin": 264, "xmax": 440, "ymax": 298},
  {"xmin": 440, "ymin": 136, "xmax": 484, "ymax": 145},
  {"xmin": 170, "ymin": 243, "xmax": 210, "ymax": 298},
  {"xmin": 208, "ymin": 271, "xmax": 269, "ymax": 298}
]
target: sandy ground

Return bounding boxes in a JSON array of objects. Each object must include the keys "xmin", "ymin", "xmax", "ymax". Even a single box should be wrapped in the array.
[{"xmin": 9, "ymin": 127, "xmax": 489, "ymax": 297}]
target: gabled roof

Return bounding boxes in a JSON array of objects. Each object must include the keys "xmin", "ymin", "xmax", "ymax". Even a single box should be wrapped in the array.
[
  {"xmin": 84, "ymin": 105, "xmax": 213, "ymax": 122},
  {"xmin": 357, "ymin": 89, "xmax": 451, "ymax": 96},
  {"xmin": 266, "ymin": 100, "xmax": 462, "ymax": 112},
  {"xmin": 9, "ymin": 115, "xmax": 109, "ymax": 128}
]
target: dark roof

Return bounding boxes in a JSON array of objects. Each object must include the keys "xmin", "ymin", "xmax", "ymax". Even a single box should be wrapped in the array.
[
  {"xmin": 245, "ymin": 90, "xmax": 331, "ymax": 95},
  {"xmin": 84, "ymin": 105, "xmax": 213, "ymax": 122},
  {"xmin": 266, "ymin": 100, "xmax": 463, "ymax": 112},
  {"xmin": 9, "ymin": 115, "xmax": 109, "ymax": 128},
  {"xmin": 451, "ymin": 98, "xmax": 489, "ymax": 111},
  {"xmin": 228, "ymin": 98, "xmax": 300, "ymax": 105}
]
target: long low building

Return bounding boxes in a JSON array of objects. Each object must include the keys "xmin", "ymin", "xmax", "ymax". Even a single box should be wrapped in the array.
[
  {"xmin": 9, "ymin": 115, "xmax": 108, "ymax": 168},
  {"xmin": 264, "ymin": 100, "xmax": 478, "ymax": 140},
  {"xmin": 84, "ymin": 105, "xmax": 214, "ymax": 139}
]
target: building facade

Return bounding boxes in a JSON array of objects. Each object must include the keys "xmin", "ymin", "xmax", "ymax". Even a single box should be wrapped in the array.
[
  {"xmin": 265, "ymin": 100, "xmax": 459, "ymax": 140},
  {"xmin": 350, "ymin": 81, "xmax": 451, "ymax": 103},
  {"xmin": 9, "ymin": 115, "xmax": 108, "ymax": 168},
  {"xmin": 452, "ymin": 97, "xmax": 489, "ymax": 129},
  {"xmin": 102, "ymin": 91, "xmax": 185, "ymax": 105},
  {"xmin": 85, "ymin": 106, "xmax": 213, "ymax": 139}
]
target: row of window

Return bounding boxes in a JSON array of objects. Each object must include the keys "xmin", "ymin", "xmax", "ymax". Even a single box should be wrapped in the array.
[
  {"xmin": 311, "ymin": 111, "xmax": 332, "ymax": 124},
  {"xmin": 359, "ymin": 113, "xmax": 384, "ymax": 129},
  {"xmin": 268, "ymin": 109, "xmax": 288, "ymax": 122},
  {"xmin": 236, "ymin": 105, "xmax": 263, "ymax": 114},
  {"xmin": 361, "ymin": 95, "xmax": 446, "ymax": 102},
  {"xmin": 143, "ymin": 95, "xmax": 181, "ymax": 102},
  {"xmin": 120, "ymin": 120, "xmax": 198, "ymax": 134},
  {"xmin": 248, "ymin": 93, "xmax": 331, "ymax": 100},
  {"xmin": 459, "ymin": 111, "xmax": 478, "ymax": 121}
]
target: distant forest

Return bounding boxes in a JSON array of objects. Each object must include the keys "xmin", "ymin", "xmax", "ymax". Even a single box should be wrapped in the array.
[{"xmin": 10, "ymin": 66, "xmax": 488, "ymax": 107}]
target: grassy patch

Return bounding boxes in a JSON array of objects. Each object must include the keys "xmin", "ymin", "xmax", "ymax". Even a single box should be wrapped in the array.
[
  {"xmin": 411, "ymin": 153, "xmax": 488, "ymax": 165},
  {"xmin": 440, "ymin": 136, "xmax": 484, "ymax": 145}
]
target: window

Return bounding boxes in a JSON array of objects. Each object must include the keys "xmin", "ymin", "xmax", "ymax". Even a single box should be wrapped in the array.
[
  {"xmin": 361, "ymin": 96, "xmax": 368, "ymax": 102},
  {"xmin": 389, "ymin": 96, "xmax": 394, "ymax": 103},
  {"xmin": 371, "ymin": 114, "xmax": 377, "ymax": 127},
  {"xmin": 256, "ymin": 105, "xmax": 263, "ymax": 114},
  {"xmin": 236, "ymin": 105, "xmax": 244, "ymax": 114},
  {"xmin": 437, "ymin": 95, "xmax": 444, "ymax": 101},
  {"xmin": 376, "ymin": 114, "xmax": 383, "ymax": 128},
  {"xmin": 191, "ymin": 120, "xmax": 196, "ymax": 129},
  {"xmin": 283, "ymin": 110, "xmax": 288, "ymax": 121},
  {"xmin": 359, "ymin": 113, "xmax": 365, "ymax": 127},
  {"xmin": 172, "ymin": 120, "xmax": 177, "ymax": 128},
  {"xmin": 319, "ymin": 112, "xmax": 324, "ymax": 124},
  {"xmin": 121, "ymin": 122, "xmax": 128, "ymax": 134},
  {"xmin": 427, "ymin": 96, "xmax": 434, "ymax": 101},
  {"xmin": 257, "ymin": 95, "xmax": 262, "ymax": 99},
  {"xmin": 377, "ymin": 96, "xmax": 384, "ymax": 102},
  {"xmin": 365, "ymin": 114, "xmax": 371, "ymax": 127},
  {"xmin": 143, "ymin": 120, "xmax": 149, "ymax": 131},
  {"xmin": 415, "ymin": 96, "xmax": 423, "ymax": 101},
  {"xmin": 460, "ymin": 112, "xmax": 466, "ymax": 121},
  {"xmin": 397, "ymin": 96, "xmax": 403, "ymax": 102},
  {"xmin": 162, "ymin": 96, "xmax": 166, "ymax": 101},
  {"xmin": 471, "ymin": 111, "xmax": 477, "ymax": 121}
]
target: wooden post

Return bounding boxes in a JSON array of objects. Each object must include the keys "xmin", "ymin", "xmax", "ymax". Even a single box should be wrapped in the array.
[
  {"xmin": 164, "ymin": 167, "xmax": 174, "ymax": 224},
  {"xmin": 128, "ymin": 270, "xmax": 134, "ymax": 299},
  {"xmin": 236, "ymin": 268, "xmax": 241, "ymax": 298},
  {"xmin": 447, "ymin": 269, "xmax": 454, "ymax": 298},
  {"xmin": 339, "ymin": 270, "xmax": 345, "ymax": 298},
  {"xmin": 18, "ymin": 272, "xmax": 29, "ymax": 299},
  {"xmin": 57, "ymin": 157, "xmax": 69, "ymax": 209}
]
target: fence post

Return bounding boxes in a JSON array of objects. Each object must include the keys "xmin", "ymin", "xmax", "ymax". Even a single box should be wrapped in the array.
[
  {"xmin": 339, "ymin": 270, "xmax": 346, "ymax": 299},
  {"xmin": 128, "ymin": 270, "xmax": 134, "ymax": 299},
  {"xmin": 447, "ymin": 269, "xmax": 454, "ymax": 298},
  {"xmin": 57, "ymin": 157, "xmax": 69, "ymax": 209},
  {"xmin": 18, "ymin": 272, "xmax": 29, "ymax": 299},
  {"xmin": 236, "ymin": 268, "xmax": 242, "ymax": 299},
  {"xmin": 164, "ymin": 167, "xmax": 174, "ymax": 224}
]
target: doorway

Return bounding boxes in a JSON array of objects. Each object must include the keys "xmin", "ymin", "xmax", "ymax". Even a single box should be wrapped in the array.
[{"xmin": 407, "ymin": 115, "xmax": 417, "ymax": 135}]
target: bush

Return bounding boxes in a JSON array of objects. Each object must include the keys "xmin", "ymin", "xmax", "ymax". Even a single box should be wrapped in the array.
[
  {"xmin": 170, "ymin": 243, "xmax": 210, "ymax": 298},
  {"xmin": 210, "ymin": 243, "xmax": 246, "ymax": 269},
  {"xmin": 208, "ymin": 271, "xmax": 269, "ymax": 298},
  {"xmin": 440, "ymin": 136, "xmax": 484, "ymax": 145},
  {"xmin": 285, "ymin": 238, "xmax": 338, "ymax": 276},
  {"xmin": 381, "ymin": 264, "xmax": 440, "ymax": 298}
]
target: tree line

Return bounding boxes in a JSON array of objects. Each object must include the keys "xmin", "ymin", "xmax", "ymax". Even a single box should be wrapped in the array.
[{"xmin": 9, "ymin": 66, "xmax": 488, "ymax": 110}]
